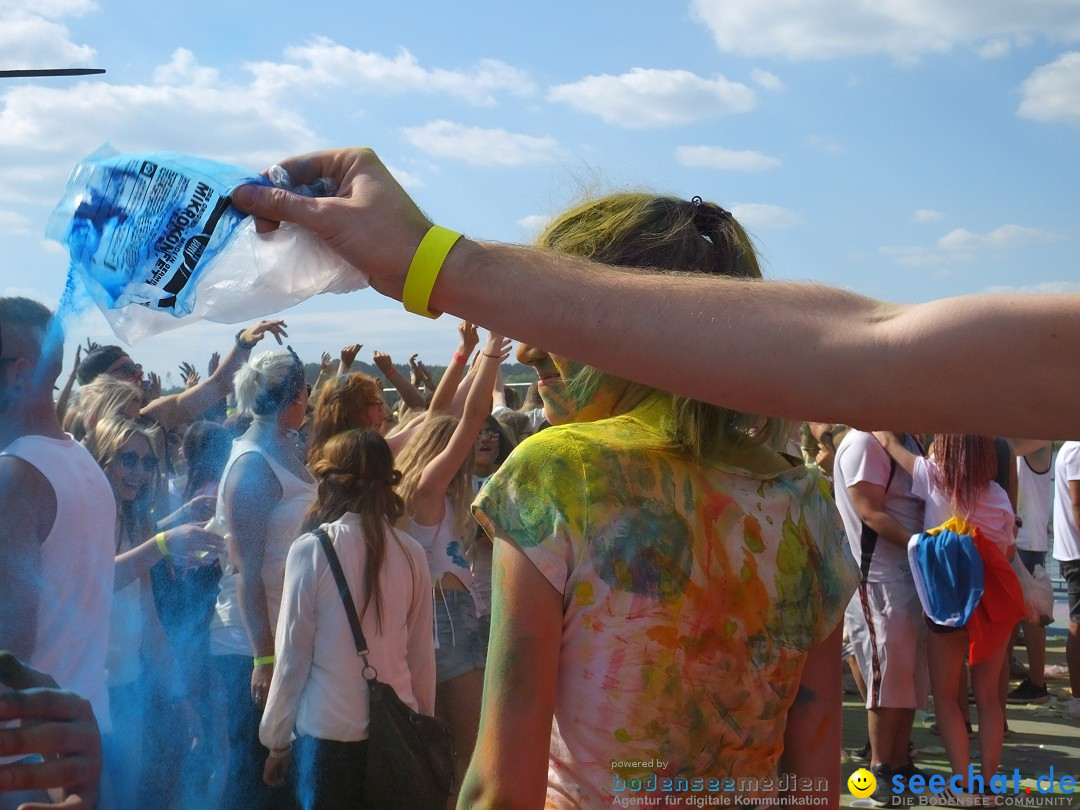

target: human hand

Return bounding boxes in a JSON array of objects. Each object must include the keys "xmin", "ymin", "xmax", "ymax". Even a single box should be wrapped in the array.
[
  {"xmin": 231, "ymin": 149, "xmax": 433, "ymax": 300},
  {"xmin": 0, "ymin": 652, "xmax": 101, "ymax": 810},
  {"xmin": 263, "ymin": 749, "xmax": 291, "ymax": 787},
  {"xmin": 165, "ymin": 525, "xmax": 225, "ymax": 567},
  {"xmin": 320, "ymin": 352, "xmax": 332, "ymax": 372},
  {"xmin": 251, "ymin": 663, "xmax": 273, "ymax": 709},
  {"xmin": 373, "ymin": 351, "xmax": 394, "ymax": 376},
  {"xmin": 178, "ymin": 495, "xmax": 216, "ymax": 525},
  {"xmin": 339, "ymin": 343, "xmax": 362, "ymax": 371},
  {"xmin": 71, "ymin": 344, "xmax": 82, "ymax": 373},
  {"xmin": 483, "ymin": 333, "xmax": 512, "ymax": 361},
  {"xmin": 871, "ymin": 431, "xmax": 897, "ymax": 448},
  {"xmin": 237, "ymin": 320, "xmax": 288, "ymax": 348},
  {"xmin": 83, "ymin": 338, "xmax": 99, "ymax": 354},
  {"xmin": 143, "ymin": 372, "xmax": 162, "ymax": 402},
  {"xmin": 178, "ymin": 361, "xmax": 200, "ymax": 389},
  {"xmin": 207, "ymin": 351, "xmax": 220, "ymax": 376},
  {"xmin": 458, "ymin": 321, "xmax": 479, "ymax": 355}
]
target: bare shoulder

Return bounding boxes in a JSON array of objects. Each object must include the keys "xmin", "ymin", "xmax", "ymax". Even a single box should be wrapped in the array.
[{"xmin": 0, "ymin": 455, "xmax": 56, "ymax": 543}]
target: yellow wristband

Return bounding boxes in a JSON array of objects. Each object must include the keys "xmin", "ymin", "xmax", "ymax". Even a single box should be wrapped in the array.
[
  {"xmin": 155, "ymin": 532, "xmax": 169, "ymax": 557},
  {"xmin": 401, "ymin": 226, "xmax": 462, "ymax": 319},
  {"xmin": 254, "ymin": 655, "xmax": 275, "ymax": 667}
]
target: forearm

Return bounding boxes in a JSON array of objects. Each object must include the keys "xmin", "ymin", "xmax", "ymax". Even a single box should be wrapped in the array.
[
  {"xmin": 384, "ymin": 367, "xmax": 426, "ymax": 409},
  {"xmin": 861, "ymin": 511, "xmax": 915, "ymax": 549},
  {"xmin": 236, "ymin": 572, "xmax": 275, "ymax": 657},
  {"xmin": 432, "ymin": 241, "xmax": 1080, "ymax": 437},
  {"xmin": 55, "ymin": 370, "xmax": 78, "ymax": 424},
  {"xmin": 427, "ymin": 352, "xmax": 468, "ymax": 414},
  {"xmin": 114, "ymin": 537, "xmax": 166, "ymax": 589}
]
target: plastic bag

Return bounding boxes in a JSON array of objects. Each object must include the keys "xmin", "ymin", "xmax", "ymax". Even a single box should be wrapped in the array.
[
  {"xmin": 47, "ymin": 145, "xmax": 367, "ymax": 342},
  {"xmin": 1011, "ymin": 557, "xmax": 1055, "ymax": 626}
]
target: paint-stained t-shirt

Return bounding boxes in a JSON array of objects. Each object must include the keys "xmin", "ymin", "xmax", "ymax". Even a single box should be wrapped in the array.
[{"xmin": 474, "ymin": 396, "xmax": 859, "ymax": 808}]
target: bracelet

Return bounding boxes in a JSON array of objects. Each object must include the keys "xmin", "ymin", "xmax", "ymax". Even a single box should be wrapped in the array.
[
  {"xmin": 483, "ymin": 353, "xmax": 503, "ymax": 358},
  {"xmin": 453, "ymin": 352, "xmax": 468, "ymax": 364},
  {"xmin": 155, "ymin": 532, "xmax": 169, "ymax": 557},
  {"xmin": 254, "ymin": 655, "xmax": 275, "ymax": 667},
  {"xmin": 401, "ymin": 226, "xmax": 462, "ymax": 319},
  {"xmin": 235, "ymin": 329, "xmax": 259, "ymax": 350}
]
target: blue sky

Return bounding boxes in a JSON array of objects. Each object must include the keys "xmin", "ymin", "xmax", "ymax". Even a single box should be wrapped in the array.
[{"xmin": 1, "ymin": 0, "xmax": 1078, "ymax": 388}]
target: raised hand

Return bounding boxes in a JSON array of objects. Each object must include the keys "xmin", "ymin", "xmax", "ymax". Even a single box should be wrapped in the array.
[
  {"xmin": 339, "ymin": 343, "xmax": 362, "ymax": 372},
  {"xmin": 373, "ymin": 350, "xmax": 394, "ymax": 377},
  {"xmin": 237, "ymin": 320, "xmax": 288, "ymax": 348},
  {"xmin": 178, "ymin": 361, "xmax": 200, "ymax": 389},
  {"xmin": 207, "ymin": 351, "xmax": 220, "ymax": 376}
]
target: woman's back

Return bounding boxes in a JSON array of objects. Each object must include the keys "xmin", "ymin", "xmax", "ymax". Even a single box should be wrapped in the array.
[
  {"xmin": 911, "ymin": 455, "xmax": 1014, "ymax": 549},
  {"xmin": 260, "ymin": 514, "xmax": 434, "ymax": 746},
  {"xmin": 474, "ymin": 396, "xmax": 857, "ymax": 804}
]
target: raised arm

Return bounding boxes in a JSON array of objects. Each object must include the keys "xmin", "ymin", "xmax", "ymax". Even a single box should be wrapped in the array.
[
  {"xmin": 427, "ymin": 322, "xmax": 478, "ymax": 415},
  {"xmin": 373, "ymin": 350, "xmax": 426, "ymax": 411},
  {"xmin": 141, "ymin": 320, "xmax": 287, "ymax": 429},
  {"xmin": 870, "ymin": 431, "xmax": 918, "ymax": 476},
  {"xmin": 409, "ymin": 332, "xmax": 509, "ymax": 526},
  {"xmin": 232, "ymin": 148, "xmax": 1080, "ymax": 439}
]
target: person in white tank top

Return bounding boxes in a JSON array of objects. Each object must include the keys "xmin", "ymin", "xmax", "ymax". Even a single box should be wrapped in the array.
[
  {"xmin": 0, "ymin": 297, "xmax": 114, "ymax": 809},
  {"xmin": 208, "ymin": 347, "xmax": 316, "ymax": 810}
]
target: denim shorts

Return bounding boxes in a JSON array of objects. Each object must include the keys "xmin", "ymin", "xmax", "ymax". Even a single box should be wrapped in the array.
[
  {"xmin": 1017, "ymin": 549, "xmax": 1046, "ymax": 574},
  {"xmin": 434, "ymin": 588, "xmax": 489, "ymax": 684}
]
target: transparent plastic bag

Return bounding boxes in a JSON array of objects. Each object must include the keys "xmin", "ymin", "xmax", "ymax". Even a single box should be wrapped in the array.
[{"xmin": 47, "ymin": 145, "xmax": 367, "ymax": 342}]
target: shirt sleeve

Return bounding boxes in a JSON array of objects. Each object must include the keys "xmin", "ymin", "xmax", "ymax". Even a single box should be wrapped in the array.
[
  {"xmin": 259, "ymin": 533, "xmax": 317, "ymax": 751},
  {"xmin": 910, "ymin": 455, "xmax": 932, "ymax": 502},
  {"xmin": 1065, "ymin": 445, "xmax": 1080, "ymax": 482},
  {"xmin": 472, "ymin": 426, "xmax": 587, "ymax": 596},
  {"xmin": 837, "ymin": 432, "xmax": 892, "ymax": 489}
]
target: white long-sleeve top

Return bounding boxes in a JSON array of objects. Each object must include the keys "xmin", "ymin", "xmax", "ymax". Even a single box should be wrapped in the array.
[{"xmin": 259, "ymin": 513, "xmax": 435, "ymax": 750}]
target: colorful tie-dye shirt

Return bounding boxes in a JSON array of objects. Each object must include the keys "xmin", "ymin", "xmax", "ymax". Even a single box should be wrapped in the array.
[{"xmin": 473, "ymin": 396, "xmax": 859, "ymax": 808}]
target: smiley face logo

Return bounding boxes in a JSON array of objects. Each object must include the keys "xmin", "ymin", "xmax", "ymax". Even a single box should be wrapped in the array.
[{"xmin": 848, "ymin": 768, "xmax": 876, "ymax": 798}]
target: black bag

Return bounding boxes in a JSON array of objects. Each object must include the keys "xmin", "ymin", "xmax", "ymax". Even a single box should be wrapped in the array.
[{"xmin": 314, "ymin": 528, "xmax": 454, "ymax": 809}]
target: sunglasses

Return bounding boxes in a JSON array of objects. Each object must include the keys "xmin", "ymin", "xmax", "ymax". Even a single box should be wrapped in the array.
[
  {"xmin": 477, "ymin": 429, "xmax": 501, "ymax": 441},
  {"xmin": 117, "ymin": 451, "xmax": 158, "ymax": 472}
]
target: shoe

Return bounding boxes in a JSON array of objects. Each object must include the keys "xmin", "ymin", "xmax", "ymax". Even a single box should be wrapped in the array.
[
  {"xmin": 1007, "ymin": 677, "xmax": 1049, "ymax": 704},
  {"xmin": 848, "ymin": 739, "xmax": 871, "ymax": 759},
  {"xmin": 869, "ymin": 763, "xmax": 901, "ymax": 807},
  {"xmin": 1064, "ymin": 696, "xmax": 1080, "ymax": 719}
]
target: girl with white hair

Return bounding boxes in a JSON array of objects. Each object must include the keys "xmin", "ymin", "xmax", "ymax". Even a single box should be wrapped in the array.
[{"xmin": 209, "ymin": 348, "xmax": 316, "ymax": 809}]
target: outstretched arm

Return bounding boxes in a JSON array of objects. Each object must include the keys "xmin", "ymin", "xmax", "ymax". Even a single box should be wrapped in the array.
[
  {"xmin": 871, "ymin": 431, "xmax": 918, "ymax": 476},
  {"xmin": 232, "ymin": 148, "xmax": 1080, "ymax": 439}
]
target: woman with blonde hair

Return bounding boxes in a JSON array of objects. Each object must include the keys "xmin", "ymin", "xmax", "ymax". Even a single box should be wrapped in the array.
[
  {"xmin": 393, "ymin": 330, "xmax": 509, "ymax": 799},
  {"xmin": 85, "ymin": 414, "xmax": 222, "ymax": 808},
  {"xmin": 259, "ymin": 429, "xmax": 434, "ymax": 808},
  {"xmin": 65, "ymin": 376, "xmax": 143, "ymax": 440},
  {"xmin": 462, "ymin": 194, "xmax": 858, "ymax": 807},
  {"xmin": 210, "ymin": 347, "xmax": 316, "ymax": 809}
]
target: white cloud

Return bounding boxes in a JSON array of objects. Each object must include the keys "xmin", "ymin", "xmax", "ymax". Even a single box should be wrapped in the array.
[
  {"xmin": 245, "ymin": 38, "xmax": 535, "ymax": 106},
  {"xmin": 983, "ymin": 280, "xmax": 1080, "ymax": 295},
  {"xmin": 913, "ymin": 208, "xmax": 945, "ymax": 223},
  {"xmin": 547, "ymin": 68, "xmax": 755, "ymax": 128},
  {"xmin": 0, "ymin": 1, "xmax": 97, "ymax": 16},
  {"xmin": 729, "ymin": 203, "xmax": 802, "ymax": 229},
  {"xmin": 1018, "ymin": 52, "xmax": 1080, "ymax": 125},
  {"xmin": 751, "ymin": 68, "xmax": 785, "ymax": 91},
  {"xmin": 689, "ymin": 0, "xmax": 1080, "ymax": 61},
  {"xmin": 153, "ymin": 48, "xmax": 220, "ymax": 87},
  {"xmin": 675, "ymin": 145, "xmax": 780, "ymax": 171},
  {"xmin": 384, "ymin": 163, "xmax": 423, "ymax": 190},
  {"xmin": 0, "ymin": 209, "xmax": 30, "ymax": 234},
  {"xmin": 0, "ymin": 12, "xmax": 96, "ymax": 70},
  {"xmin": 878, "ymin": 245, "xmax": 951, "ymax": 267},
  {"xmin": 402, "ymin": 121, "xmax": 562, "ymax": 166},
  {"xmin": 516, "ymin": 214, "xmax": 549, "ymax": 233},
  {"xmin": 978, "ymin": 39, "xmax": 1012, "ymax": 59},
  {"xmin": 937, "ymin": 224, "xmax": 1062, "ymax": 251}
]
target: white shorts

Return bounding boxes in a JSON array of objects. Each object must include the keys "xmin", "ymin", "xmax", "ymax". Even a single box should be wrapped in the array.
[{"xmin": 845, "ymin": 579, "xmax": 929, "ymax": 710}]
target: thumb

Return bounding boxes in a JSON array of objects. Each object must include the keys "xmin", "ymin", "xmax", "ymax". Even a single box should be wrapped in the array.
[{"xmin": 232, "ymin": 183, "xmax": 322, "ymax": 232}]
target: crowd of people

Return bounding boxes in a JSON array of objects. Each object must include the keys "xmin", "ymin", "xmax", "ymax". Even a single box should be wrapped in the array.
[{"xmin": 1, "ymin": 146, "xmax": 1079, "ymax": 810}]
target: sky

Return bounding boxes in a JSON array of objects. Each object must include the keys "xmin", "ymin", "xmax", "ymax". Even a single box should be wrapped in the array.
[{"xmin": 1, "ymin": 0, "xmax": 1078, "ymax": 389}]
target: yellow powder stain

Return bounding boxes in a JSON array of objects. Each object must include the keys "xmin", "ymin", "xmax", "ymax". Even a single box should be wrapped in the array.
[{"xmin": 573, "ymin": 580, "xmax": 595, "ymax": 606}]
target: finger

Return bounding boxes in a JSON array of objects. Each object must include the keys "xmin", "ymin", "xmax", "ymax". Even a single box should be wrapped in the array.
[
  {"xmin": 0, "ymin": 654, "xmax": 59, "ymax": 691},
  {"xmin": 16, "ymin": 793, "xmax": 94, "ymax": 810},
  {"xmin": 0, "ymin": 690, "xmax": 94, "ymax": 724},
  {"xmin": 232, "ymin": 184, "xmax": 324, "ymax": 231},
  {"xmin": 0, "ymin": 717, "xmax": 100, "ymax": 759},
  {"xmin": 0, "ymin": 754, "xmax": 99, "ymax": 797}
]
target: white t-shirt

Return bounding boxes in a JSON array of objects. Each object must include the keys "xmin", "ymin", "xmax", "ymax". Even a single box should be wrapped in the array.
[
  {"xmin": 1016, "ymin": 453, "xmax": 1052, "ymax": 553},
  {"xmin": 833, "ymin": 430, "xmax": 925, "ymax": 582},
  {"xmin": 1052, "ymin": 441, "xmax": 1080, "ymax": 562},
  {"xmin": 259, "ymin": 514, "xmax": 434, "ymax": 749},
  {"xmin": 0, "ymin": 436, "xmax": 115, "ymax": 736},
  {"xmin": 910, "ymin": 456, "xmax": 1015, "ymax": 551}
]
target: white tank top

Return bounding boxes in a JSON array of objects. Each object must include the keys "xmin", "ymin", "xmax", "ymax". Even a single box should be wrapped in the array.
[
  {"xmin": 211, "ymin": 440, "xmax": 316, "ymax": 655},
  {"xmin": 0, "ymin": 435, "xmax": 115, "ymax": 735},
  {"xmin": 1016, "ymin": 454, "xmax": 1052, "ymax": 552}
]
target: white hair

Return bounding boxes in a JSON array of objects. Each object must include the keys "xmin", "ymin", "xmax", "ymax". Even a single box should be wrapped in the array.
[{"xmin": 233, "ymin": 349, "xmax": 304, "ymax": 417}]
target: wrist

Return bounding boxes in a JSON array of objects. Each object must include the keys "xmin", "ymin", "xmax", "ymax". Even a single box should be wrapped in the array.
[
  {"xmin": 235, "ymin": 329, "xmax": 259, "ymax": 351},
  {"xmin": 254, "ymin": 654, "xmax": 275, "ymax": 667},
  {"xmin": 155, "ymin": 531, "xmax": 170, "ymax": 558}
]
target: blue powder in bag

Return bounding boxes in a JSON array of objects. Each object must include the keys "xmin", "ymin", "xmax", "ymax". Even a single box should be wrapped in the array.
[{"xmin": 47, "ymin": 147, "xmax": 269, "ymax": 317}]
